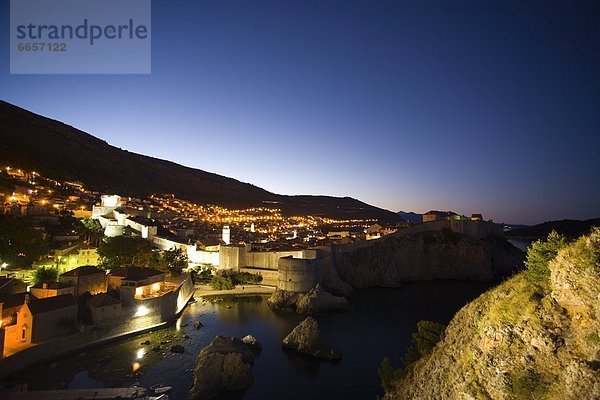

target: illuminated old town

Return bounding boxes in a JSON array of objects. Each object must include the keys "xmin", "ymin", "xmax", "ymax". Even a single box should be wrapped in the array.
[{"xmin": 1, "ymin": 1, "xmax": 599, "ymax": 399}]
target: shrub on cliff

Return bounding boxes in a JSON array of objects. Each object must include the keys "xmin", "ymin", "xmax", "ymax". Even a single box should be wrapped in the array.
[
  {"xmin": 524, "ymin": 230, "xmax": 569, "ymax": 293},
  {"xmin": 401, "ymin": 320, "xmax": 446, "ymax": 367}
]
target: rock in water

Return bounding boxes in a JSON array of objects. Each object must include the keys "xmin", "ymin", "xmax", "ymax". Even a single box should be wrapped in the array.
[
  {"xmin": 282, "ymin": 317, "xmax": 342, "ymax": 361},
  {"xmin": 267, "ymin": 289, "xmax": 299, "ymax": 311},
  {"xmin": 188, "ymin": 335, "xmax": 262, "ymax": 400},
  {"xmin": 296, "ymin": 284, "xmax": 350, "ymax": 314},
  {"xmin": 170, "ymin": 344, "xmax": 184, "ymax": 353},
  {"xmin": 242, "ymin": 335, "xmax": 262, "ymax": 350},
  {"xmin": 268, "ymin": 285, "xmax": 349, "ymax": 315}
]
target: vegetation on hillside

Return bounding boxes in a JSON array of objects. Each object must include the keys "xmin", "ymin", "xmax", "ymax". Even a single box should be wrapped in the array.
[
  {"xmin": 523, "ymin": 230, "xmax": 569, "ymax": 293},
  {"xmin": 382, "ymin": 229, "xmax": 600, "ymax": 400},
  {"xmin": 0, "ymin": 215, "xmax": 49, "ymax": 268},
  {"xmin": 98, "ymin": 235, "xmax": 189, "ymax": 274},
  {"xmin": 32, "ymin": 266, "xmax": 59, "ymax": 285},
  {"xmin": 98, "ymin": 235, "xmax": 158, "ymax": 269},
  {"xmin": 161, "ymin": 247, "xmax": 188, "ymax": 276}
]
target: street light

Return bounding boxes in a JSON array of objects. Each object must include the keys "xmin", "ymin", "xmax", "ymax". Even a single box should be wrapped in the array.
[{"xmin": 56, "ymin": 256, "xmax": 62, "ymax": 279}]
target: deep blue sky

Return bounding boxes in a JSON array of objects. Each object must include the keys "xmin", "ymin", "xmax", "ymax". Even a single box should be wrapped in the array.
[{"xmin": 1, "ymin": 1, "xmax": 599, "ymax": 224}]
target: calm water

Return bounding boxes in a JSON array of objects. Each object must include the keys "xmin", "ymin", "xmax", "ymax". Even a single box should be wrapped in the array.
[{"xmin": 2, "ymin": 281, "xmax": 491, "ymax": 400}]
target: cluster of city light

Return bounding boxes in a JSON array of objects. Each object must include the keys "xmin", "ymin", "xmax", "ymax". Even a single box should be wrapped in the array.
[{"xmin": 2, "ymin": 165, "xmax": 380, "ymax": 246}]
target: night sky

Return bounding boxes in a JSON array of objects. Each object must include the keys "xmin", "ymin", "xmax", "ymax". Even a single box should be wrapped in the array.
[{"xmin": 1, "ymin": 1, "xmax": 599, "ymax": 225}]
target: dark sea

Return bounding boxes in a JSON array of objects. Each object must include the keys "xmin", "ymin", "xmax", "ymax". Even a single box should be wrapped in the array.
[{"xmin": 1, "ymin": 281, "xmax": 491, "ymax": 400}]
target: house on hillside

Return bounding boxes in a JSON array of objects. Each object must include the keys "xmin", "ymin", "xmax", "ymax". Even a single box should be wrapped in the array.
[
  {"xmin": 87, "ymin": 293, "xmax": 122, "ymax": 325},
  {"xmin": 196, "ymin": 238, "xmax": 223, "ymax": 252},
  {"xmin": 0, "ymin": 277, "xmax": 27, "ymax": 296},
  {"xmin": 3, "ymin": 294, "xmax": 78, "ymax": 350},
  {"xmin": 423, "ymin": 211, "xmax": 461, "ymax": 223},
  {"xmin": 59, "ymin": 266, "xmax": 107, "ymax": 297},
  {"xmin": 30, "ymin": 282, "xmax": 76, "ymax": 299},
  {"xmin": 108, "ymin": 266, "xmax": 166, "ymax": 300},
  {"xmin": 0, "ymin": 292, "xmax": 27, "ymax": 326}
]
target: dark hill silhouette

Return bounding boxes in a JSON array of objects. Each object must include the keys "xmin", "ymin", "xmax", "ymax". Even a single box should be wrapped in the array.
[
  {"xmin": 506, "ymin": 218, "xmax": 600, "ymax": 239},
  {"xmin": 0, "ymin": 100, "xmax": 399, "ymax": 220}
]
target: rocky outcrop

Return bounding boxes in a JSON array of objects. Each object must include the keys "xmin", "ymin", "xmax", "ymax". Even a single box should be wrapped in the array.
[
  {"xmin": 267, "ymin": 289, "xmax": 299, "ymax": 311},
  {"xmin": 296, "ymin": 284, "xmax": 349, "ymax": 314},
  {"xmin": 384, "ymin": 229, "xmax": 600, "ymax": 400},
  {"xmin": 188, "ymin": 335, "xmax": 262, "ymax": 400},
  {"xmin": 268, "ymin": 284, "xmax": 349, "ymax": 314},
  {"xmin": 320, "ymin": 257, "xmax": 354, "ymax": 296},
  {"xmin": 341, "ymin": 231, "xmax": 523, "ymax": 288},
  {"xmin": 282, "ymin": 317, "xmax": 342, "ymax": 361}
]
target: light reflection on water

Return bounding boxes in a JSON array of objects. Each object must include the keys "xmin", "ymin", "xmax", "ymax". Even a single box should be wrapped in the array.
[{"xmin": 1, "ymin": 282, "xmax": 491, "ymax": 400}]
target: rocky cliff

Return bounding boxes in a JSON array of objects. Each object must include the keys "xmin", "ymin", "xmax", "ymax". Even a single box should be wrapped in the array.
[
  {"xmin": 384, "ymin": 229, "xmax": 600, "ymax": 399},
  {"xmin": 341, "ymin": 230, "xmax": 523, "ymax": 288}
]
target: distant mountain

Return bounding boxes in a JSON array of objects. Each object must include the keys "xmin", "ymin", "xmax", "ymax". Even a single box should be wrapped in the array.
[
  {"xmin": 505, "ymin": 218, "xmax": 600, "ymax": 239},
  {"xmin": 0, "ymin": 100, "xmax": 400, "ymax": 221},
  {"xmin": 397, "ymin": 211, "xmax": 422, "ymax": 224}
]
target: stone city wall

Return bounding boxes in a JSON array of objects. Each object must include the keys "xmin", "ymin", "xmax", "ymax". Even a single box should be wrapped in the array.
[{"xmin": 277, "ymin": 256, "xmax": 321, "ymax": 293}]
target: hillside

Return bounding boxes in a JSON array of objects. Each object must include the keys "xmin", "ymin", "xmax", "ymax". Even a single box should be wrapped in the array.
[
  {"xmin": 384, "ymin": 229, "xmax": 600, "ymax": 399},
  {"xmin": 506, "ymin": 218, "xmax": 600, "ymax": 239},
  {"xmin": 0, "ymin": 100, "xmax": 399, "ymax": 220}
]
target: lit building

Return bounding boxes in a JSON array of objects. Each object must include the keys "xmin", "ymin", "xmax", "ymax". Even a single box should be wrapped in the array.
[
  {"xmin": 222, "ymin": 225, "xmax": 231, "ymax": 245},
  {"xmin": 3, "ymin": 294, "xmax": 78, "ymax": 351},
  {"xmin": 86, "ymin": 293, "xmax": 122, "ymax": 325},
  {"xmin": 108, "ymin": 266, "xmax": 165, "ymax": 300},
  {"xmin": 30, "ymin": 282, "xmax": 75, "ymax": 299},
  {"xmin": 59, "ymin": 266, "xmax": 107, "ymax": 297}
]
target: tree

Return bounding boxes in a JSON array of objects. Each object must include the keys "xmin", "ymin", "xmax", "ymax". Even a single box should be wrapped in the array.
[
  {"xmin": 98, "ymin": 236, "xmax": 157, "ymax": 269},
  {"xmin": 402, "ymin": 320, "xmax": 446, "ymax": 367},
  {"xmin": 80, "ymin": 218, "xmax": 103, "ymax": 234},
  {"xmin": 78, "ymin": 218, "xmax": 104, "ymax": 247},
  {"xmin": 161, "ymin": 248, "xmax": 188, "ymax": 276},
  {"xmin": 33, "ymin": 266, "xmax": 58, "ymax": 285},
  {"xmin": 0, "ymin": 215, "xmax": 49, "ymax": 268},
  {"xmin": 525, "ymin": 230, "xmax": 569, "ymax": 292}
]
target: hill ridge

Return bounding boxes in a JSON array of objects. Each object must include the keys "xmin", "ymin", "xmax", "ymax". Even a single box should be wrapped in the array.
[{"xmin": 0, "ymin": 100, "xmax": 399, "ymax": 220}]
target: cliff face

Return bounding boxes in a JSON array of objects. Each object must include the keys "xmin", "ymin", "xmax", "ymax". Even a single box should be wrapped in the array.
[
  {"xmin": 340, "ymin": 231, "xmax": 523, "ymax": 288},
  {"xmin": 385, "ymin": 229, "xmax": 600, "ymax": 400}
]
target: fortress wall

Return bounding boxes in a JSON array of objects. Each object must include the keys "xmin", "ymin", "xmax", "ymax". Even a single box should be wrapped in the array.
[
  {"xmin": 246, "ymin": 250, "xmax": 304, "ymax": 270},
  {"xmin": 277, "ymin": 256, "xmax": 321, "ymax": 293},
  {"xmin": 187, "ymin": 246, "xmax": 220, "ymax": 266},
  {"xmin": 218, "ymin": 246, "xmax": 247, "ymax": 271},
  {"xmin": 391, "ymin": 220, "xmax": 504, "ymax": 240}
]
